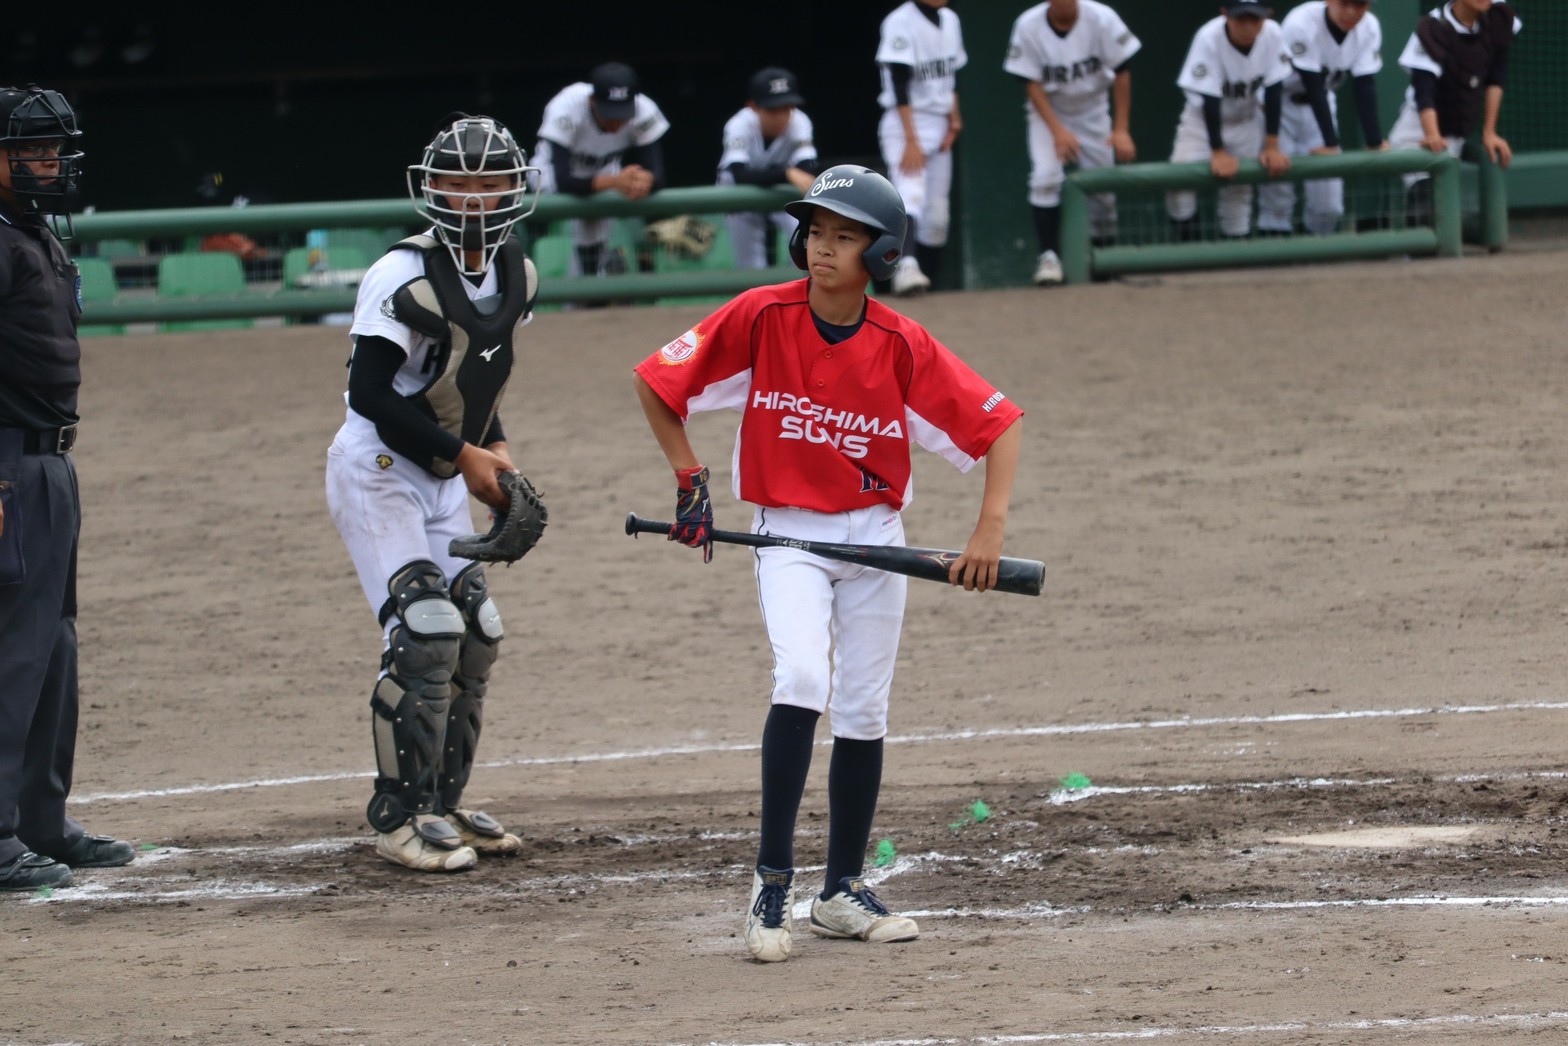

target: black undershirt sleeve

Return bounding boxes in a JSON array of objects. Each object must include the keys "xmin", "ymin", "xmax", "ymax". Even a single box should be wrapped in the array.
[
  {"xmin": 548, "ymin": 144, "xmax": 597, "ymax": 196},
  {"xmin": 483, "ymin": 415, "xmax": 505, "ymax": 447},
  {"xmin": 1263, "ymin": 82, "xmax": 1283, "ymax": 138},
  {"xmin": 725, "ymin": 160, "xmax": 789, "ymax": 186},
  {"xmin": 346, "ymin": 335, "xmax": 465, "ymax": 464},
  {"xmin": 1411, "ymin": 69, "xmax": 1438, "ymax": 111},
  {"xmin": 624, "ymin": 140, "xmax": 667, "ymax": 191},
  {"xmin": 1203, "ymin": 95, "xmax": 1226, "ymax": 151},
  {"xmin": 1298, "ymin": 69, "xmax": 1339, "ymax": 148},
  {"xmin": 887, "ymin": 64, "xmax": 914, "ymax": 108},
  {"xmin": 1352, "ymin": 74, "xmax": 1383, "ymax": 147}
]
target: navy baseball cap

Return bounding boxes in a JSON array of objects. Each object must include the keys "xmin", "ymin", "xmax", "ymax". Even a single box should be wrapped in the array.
[
  {"xmin": 1221, "ymin": 0, "xmax": 1272, "ymax": 13},
  {"xmin": 749, "ymin": 67, "xmax": 804, "ymax": 109},
  {"xmin": 590, "ymin": 62, "xmax": 639, "ymax": 121}
]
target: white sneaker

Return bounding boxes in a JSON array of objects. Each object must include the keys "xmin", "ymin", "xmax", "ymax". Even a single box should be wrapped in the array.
[
  {"xmin": 745, "ymin": 866, "xmax": 794, "ymax": 962},
  {"xmin": 445, "ymin": 808, "xmax": 523, "ymax": 856},
  {"xmin": 808, "ymin": 876, "xmax": 919, "ymax": 943},
  {"xmin": 891, "ymin": 258, "xmax": 931, "ymax": 297},
  {"xmin": 1032, "ymin": 250, "xmax": 1064, "ymax": 286},
  {"xmin": 374, "ymin": 815, "xmax": 479, "ymax": 872}
]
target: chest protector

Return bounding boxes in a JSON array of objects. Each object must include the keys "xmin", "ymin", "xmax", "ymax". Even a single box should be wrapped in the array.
[{"xmin": 380, "ymin": 234, "xmax": 538, "ymax": 478}]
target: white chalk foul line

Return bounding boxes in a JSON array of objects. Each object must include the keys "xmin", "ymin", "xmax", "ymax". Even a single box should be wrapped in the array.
[
  {"xmin": 70, "ymin": 700, "xmax": 1568, "ymax": 805},
  {"xmin": 689, "ymin": 1009, "xmax": 1568, "ymax": 1045}
]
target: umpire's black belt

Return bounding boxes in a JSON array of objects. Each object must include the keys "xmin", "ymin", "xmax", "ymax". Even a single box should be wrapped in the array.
[{"xmin": 9, "ymin": 424, "xmax": 78, "ymax": 455}]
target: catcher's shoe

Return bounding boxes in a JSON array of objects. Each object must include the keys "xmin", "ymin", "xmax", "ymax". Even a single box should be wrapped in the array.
[
  {"xmin": 809, "ymin": 876, "xmax": 919, "ymax": 943},
  {"xmin": 445, "ymin": 809, "xmax": 522, "ymax": 856},
  {"xmin": 745, "ymin": 865, "xmax": 794, "ymax": 963},
  {"xmin": 375, "ymin": 815, "xmax": 478, "ymax": 872}
]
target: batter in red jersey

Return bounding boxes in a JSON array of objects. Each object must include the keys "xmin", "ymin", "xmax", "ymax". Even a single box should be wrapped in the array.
[{"xmin": 634, "ymin": 165, "xmax": 1023, "ymax": 963}]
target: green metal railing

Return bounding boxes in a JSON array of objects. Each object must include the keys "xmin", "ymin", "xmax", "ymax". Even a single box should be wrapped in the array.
[
  {"xmin": 1060, "ymin": 151, "xmax": 1463, "ymax": 285},
  {"xmin": 75, "ymin": 184, "xmax": 803, "ymax": 323}
]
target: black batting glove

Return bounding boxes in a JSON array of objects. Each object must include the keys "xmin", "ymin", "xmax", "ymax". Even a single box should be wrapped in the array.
[{"xmin": 670, "ymin": 464, "xmax": 714, "ymax": 563}]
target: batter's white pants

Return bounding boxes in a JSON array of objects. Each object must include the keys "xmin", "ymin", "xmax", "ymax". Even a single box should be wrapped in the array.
[
  {"xmin": 752, "ymin": 504, "xmax": 908, "ymax": 741},
  {"xmin": 1257, "ymin": 97, "xmax": 1344, "ymax": 235},
  {"xmin": 1387, "ymin": 100, "xmax": 1465, "ymax": 189},
  {"xmin": 326, "ymin": 417, "xmax": 474, "ymax": 635},
  {"xmin": 1026, "ymin": 94, "xmax": 1118, "ymax": 238},
  {"xmin": 878, "ymin": 108, "xmax": 954, "ymax": 247},
  {"xmin": 1166, "ymin": 107, "xmax": 1266, "ymax": 238},
  {"xmin": 717, "ymin": 170, "xmax": 795, "ymax": 270}
]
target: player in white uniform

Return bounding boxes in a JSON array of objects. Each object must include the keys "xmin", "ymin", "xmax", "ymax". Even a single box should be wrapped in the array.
[
  {"xmin": 1166, "ymin": 0, "xmax": 1292, "ymax": 240},
  {"xmin": 1003, "ymin": 0, "xmax": 1141, "ymax": 285},
  {"xmin": 877, "ymin": 0, "xmax": 966, "ymax": 296},
  {"xmin": 533, "ymin": 62, "xmax": 670, "ymax": 277},
  {"xmin": 325, "ymin": 114, "xmax": 540, "ymax": 873},
  {"xmin": 716, "ymin": 67, "xmax": 820, "ymax": 270},
  {"xmin": 633, "ymin": 167, "xmax": 1023, "ymax": 962},
  {"xmin": 1256, "ymin": 0, "xmax": 1384, "ymax": 236}
]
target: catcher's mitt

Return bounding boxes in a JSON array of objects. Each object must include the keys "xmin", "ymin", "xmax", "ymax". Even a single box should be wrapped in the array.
[
  {"xmin": 645, "ymin": 215, "xmax": 717, "ymax": 260},
  {"xmin": 449, "ymin": 472, "xmax": 548, "ymax": 565}
]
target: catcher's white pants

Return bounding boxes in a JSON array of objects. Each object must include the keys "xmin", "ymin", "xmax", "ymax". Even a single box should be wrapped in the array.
[
  {"xmin": 717, "ymin": 170, "xmax": 794, "ymax": 270},
  {"xmin": 1166, "ymin": 107, "xmax": 1266, "ymax": 238},
  {"xmin": 326, "ymin": 415, "xmax": 473, "ymax": 634},
  {"xmin": 1257, "ymin": 97, "xmax": 1343, "ymax": 236},
  {"xmin": 1387, "ymin": 99, "xmax": 1466, "ymax": 189},
  {"xmin": 752, "ymin": 504, "xmax": 907, "ymax": 742},
  {"xmin": 878, "ymin": 108, "xmax": 954, "ymax": 247},
  {"xmin": 1026, "ymin": 93, "xmax": 1118, "ymax": 237}
]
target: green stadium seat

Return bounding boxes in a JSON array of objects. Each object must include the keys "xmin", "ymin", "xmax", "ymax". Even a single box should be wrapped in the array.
[
  {"xmin": 75, "ymin": 256, "xmax": 125, "ymax": 336},
  {"xmin": 652, "ymin": 214, "xmax": 735, "ymax": 306},
  {"xmin": 156, "ymin": 252, "xmax": 253, "ymax": 332},
  {"xmin": 526, "ymin": 234, "xmax": 572, "ymax": 312}
]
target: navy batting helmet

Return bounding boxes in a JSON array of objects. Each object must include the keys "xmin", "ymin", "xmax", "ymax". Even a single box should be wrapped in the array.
[
  {"xmin": 0, "ymin": 84, "xmax": 84, "ymax": 217},
  {"xmin": 408, "ymin": 113, "xmax": 538, "ymax": 275},
  {"xmin": 784, "ymin": 165, "xmax": 907, "ymax": 282}
]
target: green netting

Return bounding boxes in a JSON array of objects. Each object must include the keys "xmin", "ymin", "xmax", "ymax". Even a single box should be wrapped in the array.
[{"xmin": 1499, "ymin": 0, "xmax": 1567, "ymax": 151}]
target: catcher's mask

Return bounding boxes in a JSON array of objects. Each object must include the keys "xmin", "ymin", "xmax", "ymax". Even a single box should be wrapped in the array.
[
  {"xmin": 784, "ymin": 165, "xmax": 907, "ymax": 282},
  {"xmin": 0, "ymin": 84, "xmax": 84, "ymax": 220},
  {"xmin": 408, "ymin": 113, "xmax": 538, "ymax": 275}
]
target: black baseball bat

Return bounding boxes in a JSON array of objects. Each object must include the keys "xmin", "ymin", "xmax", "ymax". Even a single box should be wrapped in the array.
[{"xmin": 625, "ymin": 512, "xmax": 1044, "ymax": 597}]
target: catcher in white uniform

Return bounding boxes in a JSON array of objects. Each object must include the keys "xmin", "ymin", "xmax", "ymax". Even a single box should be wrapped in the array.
[
  {"xmin": 1256, "ymin": 0, "xmax": 1384, "ymax": 236},
  {"xmin": 533, "ymin": 62, "xmax": 669, "ymax": 278},
  {"xmin": 325, "ymin": 113, "xmax": 540, "ymax": 873},
  {"xmin": 716, "ymin": 66, "xmax": 821, "ymax": 270},
  {"xmin": 1004, "ymin": 0, "xmax": 1141, "ymax": 285},
  {"xmin": 1166, "ymin": 0, "xmax": 1292, "ymax": 240},
  {"xmin": 877, "ymin": 0, "xmax": 966, "ymax": 296}
]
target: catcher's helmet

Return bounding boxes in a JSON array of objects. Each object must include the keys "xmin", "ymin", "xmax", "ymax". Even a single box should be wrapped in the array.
[
  {"xmin": 0, "ymin": 84, "xmax": 84, "ymax": 217},
  {"xmin": 784, "ymin": 165, "xmax": 907, "ymax": 282},
  {"xmin": 408, "ymin": 113, "xmax": 538, "ymax": 275}
]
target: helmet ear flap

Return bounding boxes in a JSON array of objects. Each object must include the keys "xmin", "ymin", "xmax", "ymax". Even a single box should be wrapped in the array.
[{"xmin": 788, "ymin": 220, "xmax": 809, "ymax": 272}]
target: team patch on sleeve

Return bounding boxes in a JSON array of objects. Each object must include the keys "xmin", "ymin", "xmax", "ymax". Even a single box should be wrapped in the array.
[{"xmin": 659, "ymin": 327, "xmax": 702, "ymax": 365}]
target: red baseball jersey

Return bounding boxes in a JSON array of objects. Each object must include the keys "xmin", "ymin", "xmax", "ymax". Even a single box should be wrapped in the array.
[{"xmin": 635, "ymin": 280, "xmax": 1023, "ymax": 514}]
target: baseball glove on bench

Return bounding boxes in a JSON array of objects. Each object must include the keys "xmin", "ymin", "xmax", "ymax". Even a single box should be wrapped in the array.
[{"xmin": 449, "ymin": 471, "xmax": 548, "ymax": 565}]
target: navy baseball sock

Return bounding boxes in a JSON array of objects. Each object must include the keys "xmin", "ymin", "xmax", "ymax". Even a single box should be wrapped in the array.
[
  {"xmin": 822, "ymin": 736, "xmax": 884, "ymax": 898},
  {"xmin": 915, "ymin": 243, "xmax": 944, "ymax": 286},
  {"xmin": 1032, "ymin": 205, "xmax": 1062, "ymax": 255},
  {"xmin": 756, "ymin": 704, "xmax": 820, "ymax": 871}
]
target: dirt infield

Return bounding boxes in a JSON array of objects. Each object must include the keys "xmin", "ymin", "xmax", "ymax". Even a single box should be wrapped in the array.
[{"xmin": 6, "ymin": 247, "xmax": 1568, "ymax": 1045}]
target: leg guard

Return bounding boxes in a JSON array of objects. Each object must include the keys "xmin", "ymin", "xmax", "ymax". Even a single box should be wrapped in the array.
[
  {"xmin": 438, "ymin": 563, "xmax": 502, "ymax": 812},
  {"xmin": 366, "ymin": 560, "xmax": 465, "ymax": 847}
]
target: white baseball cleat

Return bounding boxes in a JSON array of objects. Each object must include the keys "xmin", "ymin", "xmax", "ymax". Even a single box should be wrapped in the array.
[
  {"xmin": 891, "ymin": 257, "xmax": 931, "ymax": 297},
  {"xmin": 375, "ymin": 815, "xmax": 479, "ymax": 872},
  {"xmin": 1032, "ymin": 249, "xmax": 1064, "ymax": 286},
  {"xmin": 445, "ymin": 808, "xmax": 523, "ymax": 856},
  {"xmin": 745, "ymin": 866, "xmax": 794, "ymax": 963},
  {"xmin": 809, "ymin": 877, "xmax": 919, "ymax": 943}
]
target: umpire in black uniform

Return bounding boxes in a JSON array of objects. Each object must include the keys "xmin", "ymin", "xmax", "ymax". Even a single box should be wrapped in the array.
[{"xmin": 0, "ymin": 84, "xmax": 134, "ymax": 891}]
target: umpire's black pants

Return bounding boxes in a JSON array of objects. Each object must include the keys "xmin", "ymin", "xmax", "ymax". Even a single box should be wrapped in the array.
[{"xmin": 0, "ymin": 430, "xmax": 84, "ymax": 863}]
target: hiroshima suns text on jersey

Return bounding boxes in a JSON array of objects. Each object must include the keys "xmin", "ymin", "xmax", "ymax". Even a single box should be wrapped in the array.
[
  {"xmin": 1004, "ymin": 0, "xmax": 1141, "ymax": 105},
  {"xmin": 717, "ymin": 107, "xmax": 817, "ymax": 173},
  {"xmin": 877, "ymin": 1, "xmax": 968, "ymax": 115},
  {"xmin": 1281, "ymin": 0, "xmax": 1382, "ymax": 95},
  {"xmin": 634, "ymin": 281, "xmax": 1022, "ymax": 514},
  {"xmin": 1178, "ymin": 16, "xmax": 1292, "ymax": 124},
  {"xmin": 536, "ymin": 82, "xmax": 669, "ymax": 182}
]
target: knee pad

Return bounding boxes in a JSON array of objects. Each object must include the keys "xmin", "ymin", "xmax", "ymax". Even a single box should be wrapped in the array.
[{"xmin": 366, "ymin": 561, "xmax": 464, "ymax": 834}]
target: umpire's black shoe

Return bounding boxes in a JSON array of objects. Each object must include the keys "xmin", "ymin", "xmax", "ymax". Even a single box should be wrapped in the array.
[
  {"xmin": 0, "ymin": 851, "xmax": 74, "ymax": 891},
  {"xmin": 36, "ymin": 833, "xmax": 136, "ymax": 869}
]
